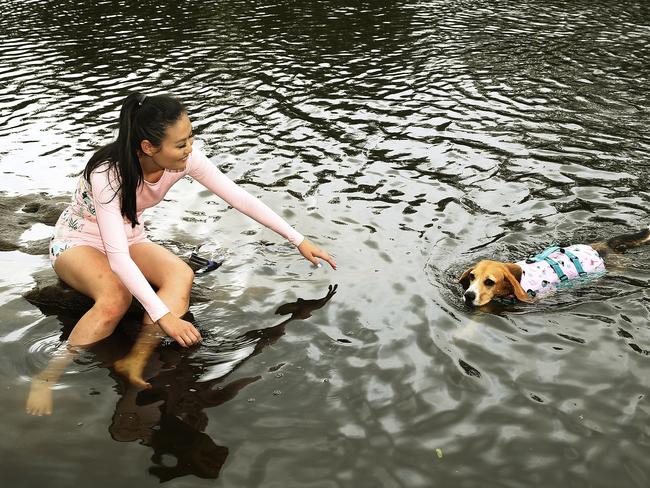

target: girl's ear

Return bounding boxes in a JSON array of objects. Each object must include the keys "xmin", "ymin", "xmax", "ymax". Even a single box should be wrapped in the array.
[
  {"xmin": 457, "ymin": 268, "xmax": 473, "ymax": 290},
  {"xmin": 503, "ymin": 267, "xmax": 533, "ymax": 303},
  {"xmin": 140, "ymin": 139, "xmax": 156, "ymax": 157}
]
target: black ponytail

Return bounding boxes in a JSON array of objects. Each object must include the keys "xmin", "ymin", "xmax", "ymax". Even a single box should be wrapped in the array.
[{"xmin": 83, "ymin": 92, "xmax": 186, "ymax": 227}]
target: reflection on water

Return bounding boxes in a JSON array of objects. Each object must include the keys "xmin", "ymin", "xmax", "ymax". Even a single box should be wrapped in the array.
[
  {"xmin": 1, "ymin": 0, "xmax": 649, "ymax": 487},
  {"xmin": 109, "ymin": 286, "xmax": 335, "ymax": 481},
  {"xmin": 101, "ymin": 287, "xmax": 335, "ymax": 481}
]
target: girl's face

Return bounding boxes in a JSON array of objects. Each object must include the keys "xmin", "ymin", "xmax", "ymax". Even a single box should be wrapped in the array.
[{"xmin": 143, "ymin": 113, "xmax": 194, "ymax": 172}]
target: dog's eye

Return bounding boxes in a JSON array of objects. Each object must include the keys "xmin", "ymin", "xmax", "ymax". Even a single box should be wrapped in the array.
[
  {"xmin": 469, "ymin": 273, "xmax": 475, "ymax": 281},
  {"xmin": 484, "ymin": 278, "xmax": 495, "ymax": 287}
]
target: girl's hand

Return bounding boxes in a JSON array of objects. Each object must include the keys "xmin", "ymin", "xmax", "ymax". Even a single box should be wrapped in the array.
[
  {"xmin": 298, "ymin": 239, "xmax": 337, "ymax": 269},
  {"xmin": 157, "ymin": 313, "xmax": 202, "ymax": 347}
]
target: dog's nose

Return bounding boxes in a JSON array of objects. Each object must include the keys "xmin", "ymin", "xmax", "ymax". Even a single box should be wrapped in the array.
[{"xmin": 464, "ymin": 290, "xmax": 476, "ymax": 304}]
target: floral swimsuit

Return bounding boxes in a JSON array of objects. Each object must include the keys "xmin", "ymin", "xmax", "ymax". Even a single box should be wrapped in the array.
[{"xmin": 49, "ymin": 176, "xmax": 149, "ymax": 263}]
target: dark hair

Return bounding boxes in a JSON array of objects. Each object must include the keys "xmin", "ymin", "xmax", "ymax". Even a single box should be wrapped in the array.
[{"xmin": 83, "ymin": 92, "xmax": 186, "ymax": 227}]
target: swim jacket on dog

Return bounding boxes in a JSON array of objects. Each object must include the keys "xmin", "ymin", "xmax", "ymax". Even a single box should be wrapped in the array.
[{"xmin": 516, "ymin": 244, "xmax": 605, "ymax": 296}]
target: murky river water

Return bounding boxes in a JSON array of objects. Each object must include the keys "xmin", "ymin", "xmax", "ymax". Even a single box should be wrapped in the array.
[{"xmin": 1, "ymin": 0, "xmax": 649, "ymax": 486}]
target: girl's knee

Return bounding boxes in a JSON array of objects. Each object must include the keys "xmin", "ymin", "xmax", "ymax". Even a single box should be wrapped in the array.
[
  {"xmin": 165, "ymin": 261, "xmax": 194, "ymax": 289},
  {"xmin": 162, "ymin": 263, "xmax": 193, "ymax": 303},
  {"xmin": 95, "ymin": 287, "xmax": 132, "ymax": 322},
  {"xmin": 178, "ymin": 263, "xmax": 195, "ymax": 287}
]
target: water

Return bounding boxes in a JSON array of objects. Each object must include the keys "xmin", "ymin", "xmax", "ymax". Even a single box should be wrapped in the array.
[{"xmin": 1, "ymin": 0, "xmax": 649, "ymax": 486}]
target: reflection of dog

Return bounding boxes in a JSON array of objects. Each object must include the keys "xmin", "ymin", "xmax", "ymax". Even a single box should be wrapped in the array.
[{"xmin": 458, "ymin": 228, "xmax": 650, "ymax": 306}]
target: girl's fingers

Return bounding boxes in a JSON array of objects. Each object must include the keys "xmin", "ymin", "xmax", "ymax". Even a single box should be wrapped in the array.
[
  {"xmin": 186, "ymin": 325, "xmax": 201, "ymax": 342},
  {"xmin": 162, "ymin": 319, "xmax": 201, "ymax": 347},
  {"xmin": 298, "ymin": 240, "xmax": 336, "ymax": 269},
  {"xmin": 313, "ymin": 249, "xmax": 337, "ymax": 269},
  {"xmin": 303, "ymin": 249, "xmax": 319, "ymax": 266},
  {"xmin": 323, "ymin": 254, "xmax": 337, "ymax": 269},
  {"xmin": 185, "ymin": 327, "xmax": 201, "ymax": 345}
]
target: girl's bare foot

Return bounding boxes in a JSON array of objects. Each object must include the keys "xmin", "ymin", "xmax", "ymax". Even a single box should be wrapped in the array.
[
  {"xmin": 114, "ymin": 356, "xmax": 152, "ymax": 389},
  {"xmin": 26, "ymin": 378, "xmax": 53, "ymax": 416},
  {"xmin": 25, "ymin": 347, "xmax": 76, "ymax": 416}
]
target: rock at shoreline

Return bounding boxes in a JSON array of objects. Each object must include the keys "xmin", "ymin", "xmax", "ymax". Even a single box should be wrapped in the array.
[{"xmin": 0, "ymin": 192, "xmax": 69, "ymax": 255}]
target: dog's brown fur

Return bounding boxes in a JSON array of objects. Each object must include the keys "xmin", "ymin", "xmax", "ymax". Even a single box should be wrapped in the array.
[{"xmin": 458, "ymin": 228, "xmax": 650, "ymax": 306}]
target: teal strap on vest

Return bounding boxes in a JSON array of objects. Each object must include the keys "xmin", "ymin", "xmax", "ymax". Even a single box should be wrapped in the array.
[
  {"xmin": 543, "ymin": 257, "xmax": 568, "ymax": 281},
  {"xmin": 526, "ymin": 245, "xmax": 568, "ymax": 282},
  {"xmin": 526, "ymin": 246, "xmax": 560, "ymax": 264},
  {"xmin": 561, "ymin": 248, "xmax": 586, "ymax": 276}
]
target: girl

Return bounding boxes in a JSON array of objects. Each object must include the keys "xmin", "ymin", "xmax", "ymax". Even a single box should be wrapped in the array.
[{"xmin": 26, "ymin": 92, "xmax": 336, "ymax": 415}]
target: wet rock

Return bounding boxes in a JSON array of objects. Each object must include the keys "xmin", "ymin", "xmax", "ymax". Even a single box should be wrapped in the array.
[
  {"xmin": 0, "ymin": 192, "xmax": 69, "ymax": 253},
  {"xmin": 23, "ymin": 268, "xmax": 223, "ymax": 317},
  {"xmin": 21, "ymin": 238, "xmax": 52, "ymax": 256}
]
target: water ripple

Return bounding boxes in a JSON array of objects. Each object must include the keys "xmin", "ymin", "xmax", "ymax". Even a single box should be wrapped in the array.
[{"xmin": 1, "ymin": 0, "xmax": 650, "ymax": 486}]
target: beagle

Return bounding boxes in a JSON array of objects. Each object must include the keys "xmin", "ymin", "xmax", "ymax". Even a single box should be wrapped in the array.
[{"xmin": 458, "ymin": 228, "xmax": 650, "ymax": 306}]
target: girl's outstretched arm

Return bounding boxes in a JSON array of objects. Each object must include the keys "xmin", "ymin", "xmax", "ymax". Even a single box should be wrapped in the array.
[{"xmin": 188, "ymin": 150, "xmax": 336, "ymax": 269}]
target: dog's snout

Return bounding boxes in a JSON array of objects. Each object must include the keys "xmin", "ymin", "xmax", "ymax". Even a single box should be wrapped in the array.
[{"xmin": 464, "ymin": 290, "xmax": 476, "ymax": 304}]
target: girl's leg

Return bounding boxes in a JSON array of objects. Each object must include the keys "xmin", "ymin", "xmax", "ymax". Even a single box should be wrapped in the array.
[
  {"xmin": 26, "ymin": 246, "xmax": 133, "ymax": 415},
  {"xmin": 114, "ymin": 242, "xmax": 194, "ymax": 388},
  {"xmin": 54, "ymin": 246, "xmax": 133, "ymax": 345},
  {"xmin": 128, "ymin": 242, "xmax": 194, "ymax": 324}
]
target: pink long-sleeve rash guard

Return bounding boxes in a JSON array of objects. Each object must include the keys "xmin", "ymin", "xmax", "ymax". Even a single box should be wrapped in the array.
[{"xmin": 90, "ymin": 147, "xmax": 304, "ymax": 323}]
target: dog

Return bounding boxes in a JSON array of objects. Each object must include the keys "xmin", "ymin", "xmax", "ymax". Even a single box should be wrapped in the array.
[{"xmin": 458, "ymin": 228, "xmax": 650, "ymax": 306}]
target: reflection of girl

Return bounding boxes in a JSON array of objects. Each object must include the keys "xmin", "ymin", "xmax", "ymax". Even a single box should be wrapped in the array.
[
  {"xmin": 109, "ymin": 364, "xmax": 251, "ymax": 482},
  {"xmin": 107, "ymin": 286, "xmax": 336, "ymax": 482},
  {"xmin": 26, "ymin": 93, "xmax": 336, "ymax": 415}
]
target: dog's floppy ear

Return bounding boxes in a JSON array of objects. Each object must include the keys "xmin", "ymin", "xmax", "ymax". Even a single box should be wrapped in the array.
[
  {"xmin": 502, "ymin": 267, "xmax": 533, "ymax": 303},
  {"xmin": 457, "ymin": 268, "xmax": 473, "ymax": 290}
]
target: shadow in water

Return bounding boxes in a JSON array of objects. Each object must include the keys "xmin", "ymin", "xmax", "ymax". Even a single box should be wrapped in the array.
[{"xmin": 105, "ymin": 284, "xmax": 337, "ymax": 482}]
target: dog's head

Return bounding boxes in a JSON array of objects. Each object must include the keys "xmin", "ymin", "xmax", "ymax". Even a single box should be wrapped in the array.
[{"xmin": 458, "ymin": 260, "xmax": 532, "ymax": 306}]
